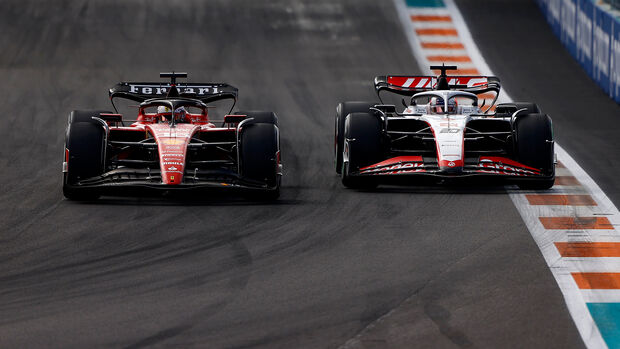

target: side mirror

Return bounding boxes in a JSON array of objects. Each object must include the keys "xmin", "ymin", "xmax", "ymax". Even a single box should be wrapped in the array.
[
  {"xmin": 99, "ymin": 113, "xmax": 123, "ymax": 122},
  {"xmin": 224, "ymin": 114, "xmax": 246, "ymax": 123}
]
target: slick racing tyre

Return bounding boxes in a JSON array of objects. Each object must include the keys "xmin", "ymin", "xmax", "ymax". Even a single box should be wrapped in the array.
[
  {"xmin": 341, "ymin": 112, "xmax": 382, "ymax": 189},
  {"xmin": 515, "ymin": 113, "xmax": 555, "ymax": 190},
  {"xmin": 335, "ymin": 102, "xmax": 374, "ymax": 174},
  {"xmin": 63, "ymin": 110, "xmax": 108, "ymax": 200},
  {"xmin": 240, "ymin": 121, "xmax": 281, "ymax": 199}
]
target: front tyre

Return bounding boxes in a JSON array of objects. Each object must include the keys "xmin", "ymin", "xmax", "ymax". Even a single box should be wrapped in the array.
[
  {"xmin": 240, "ymin": 122, "xmax": 281, "ymax": 199},
  {"xmin": 63, "ymin": 111, "xmax": 107, "ymax": 200},
  {"xmin": 341, "ymin": 112, "xmax": 382, "ymax": 189},
  {"xmin": 335, "ymin": 102, "xmax": 374, "ymax": 174},
  {"xmin": 515, "ymin": 113, "xmax": 555, "ymax": 190}
]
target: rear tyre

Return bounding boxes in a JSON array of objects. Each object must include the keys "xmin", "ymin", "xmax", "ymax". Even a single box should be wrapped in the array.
[
  {"xmin": 515, "ymin": 113, "xmax": 555, "ymax": 190},
  {"xmin": 341, "ymin": 112, "xmax": 382, "ymax": 189},
  {"xmin": 240, "ymin": 122, "xmax": 281, "ymax": 199},
  {"xmin": 63, "ymin": 110, "xmax": 107, "ymax": 200},
  {"xmin": 335, "ymin": 102, "xmax": 374, "ymax": 174}
]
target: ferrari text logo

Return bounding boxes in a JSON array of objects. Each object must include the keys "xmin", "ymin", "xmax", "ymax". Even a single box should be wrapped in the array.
[{"xmin": 128, "ymin": 84, "xmax": 219, "ymax": 95}]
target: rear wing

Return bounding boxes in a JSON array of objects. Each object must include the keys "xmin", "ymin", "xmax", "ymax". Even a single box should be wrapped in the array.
[
  {"xmin": 109, "ymin": 82, "xmax": 238, "ymax": 103},
  {"xmin": 374, "ymin": 75, "xmax": 501, "ymax": 96}
]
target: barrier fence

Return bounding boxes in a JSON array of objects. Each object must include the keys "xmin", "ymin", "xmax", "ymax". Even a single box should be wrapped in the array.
[
  {"xmin": 602, "ymin": 0, "xmax": 620, "ymax": 10},
  {"xmin": 537, "ymin": 0, "xmax": 620, "ymax": 103}
]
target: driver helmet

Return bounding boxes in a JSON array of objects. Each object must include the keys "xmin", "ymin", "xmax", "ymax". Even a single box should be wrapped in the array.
[
  {"xmin": 174, "ymin": 107, "xmax": 187, "ymax": 123},
  {"xmin": 430, "ymin": 96, "xmax": 444, "ymax": 114},
  {"xmin": 157, "ymin": 106, "xmax": 172, "ymax": 121},
  {"xmin": 447, "ymin": 98, "xmax": 458, "ymax": 114}
]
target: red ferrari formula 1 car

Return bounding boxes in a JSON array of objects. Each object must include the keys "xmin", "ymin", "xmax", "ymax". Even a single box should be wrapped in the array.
[
  {"xmin": 63, "ymin": 72, "xmax": 281, "ymax": 200},
  {"xmin": 334, "ymin": 65, "xmax": 555, "ymax": 189}
]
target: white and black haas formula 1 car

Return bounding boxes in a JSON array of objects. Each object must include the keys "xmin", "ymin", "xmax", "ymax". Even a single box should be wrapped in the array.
[
  {"xmin": 63, "ymin": 72, "xmax": 281, "ymax": 200},
  {"xmin": 334, "ymin": 65, "xmax": 555, "ymax": 189}
]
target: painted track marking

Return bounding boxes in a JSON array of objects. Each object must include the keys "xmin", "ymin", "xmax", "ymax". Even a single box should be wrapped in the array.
[
  {"xmin": 526, "ymin": 194, "xmax": 598, "ymax": 206},
  {"xmin": 556, "ymin": 243, "xmax": 620, "ymax": 257},
  {"xmin": 574, "ymin": 273, "xmax": 620, "ymax": 290},
  {"xmin": 542, "ymin": 218, "xmax": 614, "ymax": 230}
]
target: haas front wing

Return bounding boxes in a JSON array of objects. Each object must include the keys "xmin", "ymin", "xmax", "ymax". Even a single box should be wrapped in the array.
[{"xmin": 355, "ymin": 155, "xmax": 545, "ymax": 179}]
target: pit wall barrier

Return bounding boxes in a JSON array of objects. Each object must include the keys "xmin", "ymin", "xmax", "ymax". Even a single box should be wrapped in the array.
[{"xmin": 537, "ymin": 0, "xmax": 620, "ymax": 102}]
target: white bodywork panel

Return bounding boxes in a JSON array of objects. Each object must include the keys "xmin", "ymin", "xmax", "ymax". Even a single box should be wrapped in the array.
[{"xmin": 402, "ymin": 90, "xmax": 482, "ymax": 169}]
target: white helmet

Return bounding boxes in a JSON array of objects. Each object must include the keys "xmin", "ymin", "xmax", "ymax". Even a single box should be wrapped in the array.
[
  {"xmin": 157, "ymin": 106, "xmax": 171, "ymax": 116},
  {"xmin": 447, "ymin": 98, "xmax": 457, "ymax": 114},
  {"xmin": 430, "ymin": 96, "xmax": 444, "ymax": 114}
]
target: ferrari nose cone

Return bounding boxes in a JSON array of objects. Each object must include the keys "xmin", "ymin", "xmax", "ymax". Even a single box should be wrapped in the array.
[
  {"xmin": 147, "ymin": 123, "xmax": 198, "ymax": 185},
  {"xmin": 167, "ymin": 173, "xmax": 180, "ymax": 184}
]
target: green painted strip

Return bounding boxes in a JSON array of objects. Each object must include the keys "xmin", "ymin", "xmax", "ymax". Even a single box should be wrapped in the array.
[{"xmin": 405, "ymin": 0, "xmax": 445, "ymax": 8}]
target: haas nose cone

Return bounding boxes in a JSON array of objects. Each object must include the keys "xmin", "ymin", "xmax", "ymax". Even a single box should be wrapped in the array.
[
  {"xmin": 439, "ymin": 159, "xmax": 463, "ymax": 173},
  {"xmin": 431, "ymin": 121, "xmax": 465, "ymax": 173}
]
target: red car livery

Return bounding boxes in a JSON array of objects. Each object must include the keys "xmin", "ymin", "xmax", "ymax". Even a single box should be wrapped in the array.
[{"xmin": 63, "ymin": 72, "xmax": 282, "ymax": 200}]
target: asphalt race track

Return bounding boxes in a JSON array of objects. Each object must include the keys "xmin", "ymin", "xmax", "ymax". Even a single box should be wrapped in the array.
[{"xmin": 0, "ymin": 1, "xmax": 601, "ymax": 348}]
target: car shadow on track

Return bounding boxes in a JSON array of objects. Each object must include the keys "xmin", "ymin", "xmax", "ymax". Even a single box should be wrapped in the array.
[
  {"xmin": 340, "ymin": 175, "xmax": 544, "ymax": 195},
  {"xmin": 357, "ymin": 185, "xmax": 512, "ymax": 195},
  {"xmin": 63, "ymin": 190, "xmax": 301, "ymax": 207}
]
